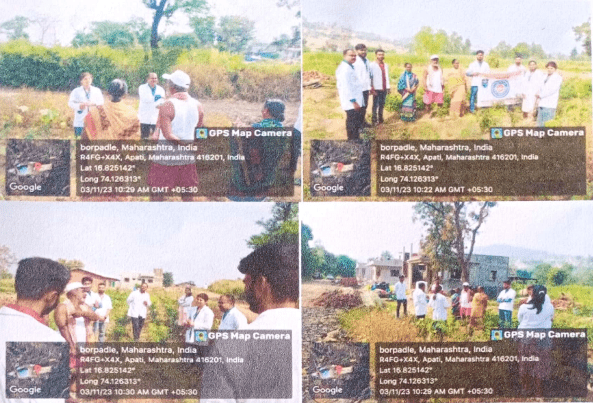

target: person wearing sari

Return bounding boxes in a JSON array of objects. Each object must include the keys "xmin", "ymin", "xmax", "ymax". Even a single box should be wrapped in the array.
[
  {"xmin": 397, "ymin": 63, "xmax": 419, "ymax": 122},
  {"xmin": 447, "ymin": 59, "xmax": 467, "ymax": 118},
  {"xmin": 83, "ymin": 79, "xmax": 140, "ymax": 140}
]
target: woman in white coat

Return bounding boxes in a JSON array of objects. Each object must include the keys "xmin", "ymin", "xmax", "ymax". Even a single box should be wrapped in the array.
[
  {"xmin": 68, "ymin": 72, "xmax": 104, "ymax": 137},
  {"xmin": 189, "ymin": 293, "xmax": 214, "ymax": 343}
]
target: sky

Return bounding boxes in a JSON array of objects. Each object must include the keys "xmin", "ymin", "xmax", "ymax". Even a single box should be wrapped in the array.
[
  {"xmin": 0, "ymin": 202, "xmax": 277, "ymax": 287},
  {"xmin": 304, "ymin": 0, "xmax": 591, "ymax": 55},
  {"xmin": 300, "ymin": 201, "xmax": 593, "ymax": 262},
  {"xmin": 0, "ymin": 0, "xmax": 299, "ymax": 46}
]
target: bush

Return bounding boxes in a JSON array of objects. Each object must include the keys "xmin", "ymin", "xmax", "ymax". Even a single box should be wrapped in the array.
[
  {"xmin": 208, "ymin": 279, "xmax": 244, "ymax": 298},
  {"xmin": 0, "ymin": 41, "xmax": 299, "ymax": 101}
]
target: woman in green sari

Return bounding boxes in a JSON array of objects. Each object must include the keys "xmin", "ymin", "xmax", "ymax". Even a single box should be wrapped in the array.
[{"xmin": 397, "ymin": 63, "xmax": 419, "ymax": 122}]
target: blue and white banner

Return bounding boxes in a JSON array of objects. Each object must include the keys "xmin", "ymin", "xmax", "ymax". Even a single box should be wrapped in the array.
[{"xmin": 477, "ymin": 71, "xmax": 523, "ymax": 107}]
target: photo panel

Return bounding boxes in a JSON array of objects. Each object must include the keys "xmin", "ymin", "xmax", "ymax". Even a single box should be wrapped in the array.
[
  {"xmin": 302, "ymin": 0, "xmax": 592, "ymax": 201},
  {"xmin": 301, "ymin": 201, "xmax": 593, "ymax": 401},
  {"xmin": 0, "ymin": 201, "xmax": 300, "ymax": 401},
  {"xmin": 0, "ymin": 0, "xmax": 302, "ymax": 202}
]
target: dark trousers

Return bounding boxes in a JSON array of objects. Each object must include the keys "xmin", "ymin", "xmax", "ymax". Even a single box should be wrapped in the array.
[
  {"xmin": 499, "ymin": 309, "xmax": 512, "ymax": 328},
  {"xmin": 396, "ymin": 299, "xmax": 407, "ymax": 318},
  {"xmin": 372, "ymin": 90, "xmax": 387, "ymax": 124},
  {"xmin": 360, "ymin": 90, "xmax": 370, "ymax": 124},
  {"xmin": 141, "ymin": 124, "xmax": 156, "ymax": 140},
  {"xmin": 346, "ymin": 109, "xmax": 362, "ymax": 140},
  {"xmin": 131, "ymin": 316, "xmax": 145, "ymax": 340}
]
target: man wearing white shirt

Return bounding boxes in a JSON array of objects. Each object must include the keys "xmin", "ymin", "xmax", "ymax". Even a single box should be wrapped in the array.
[
  {"xmin": 466, "ymin": 50, "xmax": 490, "ymax": 113},
  {"xmin": 218, "ymin": 294, "xmax": 248, "ymax": 330},
  {"xmin": 459, "ymin": 282, "xmax": 472, "ymax": 318},
  {"xmin": 369, "ymin": 49, "xmax": 390, "ymax": 125},
  {"xmin": 496, "ymin": 280, "xmax": 516, "ymax": 328},
  {"xmin": 336, "ymin": 49, "xmax": 364, "ymax": 140},
  {"xmin": 94, "ymin": 282, "xmax": 112, "ymax": 342},
  {"xmin": 0, "ymin": 258, "xmax": 70, "ymax": 403},
  {"xmin": 536, "ymin": 61, "xmax": 563, "ymax": 127},
  {"xmin": 201, "ymin": 243, "xmax": 299, "ymax": 403},
  {"xmin": 423, "ymin": 55, "xmax": 444, "ymax": 112},
  {"xmin": 394, "ymin": 275, "xmax": 407, "ymax": 318},
  {"xmin": 353, "ymin": 43, "xmax": 372, "ymax": 127},
  {"xmin": 521, "ymin": 60, "xmax": 545, "ymax": 119},
  {"xmin": 412, "ymin": 281, "xmax": 428, "ymax": 319},
  {"xmin": 81, "ymin": 277, "xmax": 99, "ymax": 310},
  {"xmin": 138, "ymin": 72, "xmax": 165, "ymax": 139},
  {"xmin": 507, "ymin": 55, "xmax": 527, "ymax": 75},
  {"xmin": 507, "ymin": 56, "xmax": 527, "ymax": 108},
  {"xmin": 126, "ymin": 282, "xmax": 151, "ymax": 341}
]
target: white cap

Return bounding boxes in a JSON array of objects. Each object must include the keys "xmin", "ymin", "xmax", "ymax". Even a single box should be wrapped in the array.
[
  {"xmin": 430, "ymin": 54, "xmax": 439, "ymax": 60},
  {"xmin": 462, "ymin": 282, "xmax": 470, "ymax": 286},
  {"xmin": 163, "ymin": 70, "xmax": 191, "ymax": 89},
  {"xmin": 65, "ymin": 282, "xmax": 83, "ymax": 293}
]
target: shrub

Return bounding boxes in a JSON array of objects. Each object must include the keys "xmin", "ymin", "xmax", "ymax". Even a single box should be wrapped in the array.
[
  {"xmin": 208, "ymin": 279, "xmax": 244, "ymax": 298},
  {"xmin": 0, "ymin": 41, "xmax": 299, "ymax": 101}
]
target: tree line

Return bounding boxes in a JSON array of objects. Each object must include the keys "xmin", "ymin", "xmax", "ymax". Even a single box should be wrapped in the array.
[{"xmin": 0, "ymin": 0, "xmax": 300, "ymax": 54}]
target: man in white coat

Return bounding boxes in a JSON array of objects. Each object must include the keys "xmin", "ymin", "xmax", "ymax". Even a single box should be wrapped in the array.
[
  {"xmin": 126, "ymin": 282, "xmax": 151, "ymax": 341},
  {"xmin": 336, "ymin": 49, "xmax": 364, "ymax": 140},
  {"xmin": 353, "ymin": 43, "xmax": 372, "ymax": 127},
  {"xmin": 369, "ymin": 49, "xmax": 390, "ymax": 125},
  {"xmin": 466, "ymin": 50, "xmax": 490, "ymax": 113},
  {"xmin": 218, "ymin": 294, "xmax": 247, "ymax": 330},
  {"xmin": 412, "ymin": 281, "xmax": 428, "ymax": 319},
  {"xmin": 138, "ymin": 72, "xmax": 165, "ymax": 139}
]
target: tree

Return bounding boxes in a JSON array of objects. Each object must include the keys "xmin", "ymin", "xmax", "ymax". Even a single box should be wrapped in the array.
[
  {"xmin": 0, "ymin": 245, "xmax": 17, "ymax": 279},
  {"xmin": 570, "ymin": 47, "xmax": 579, "ymax": 60},
  {"xmin": 72, "ymin": 19, "xmax": 151, "ymax": 48},
  {"xmin": 512, "ymin": 42, "xmax": 530, "ymax": 58},
  {"xmin": 161, "ymin": 33, "xmax": 199, "ymax": 49},
  {"xmin": 56, "ymin": 259, "xmax": 85, "ymax": 271},
  {"xmin": 414, "ymin": 202, "xmax": 495, "ymax": 283},
  {"xmin": 217, "ymin": 16, "xmax": 255, "ymax": 53},
  {"xmin": 336, "ymin": 255, "xmax": 356, "ymax": 277},
  {"xmin": 412, "ymin": 26, "xmax": 446, "ymax": 56},
  {"xmin": 92, "ymin": 21, "xmax": 135, "ymax": 48},
  {"xmin": 573, "ymin": 19, "xmax": 591, "ymax": 57},
  {"xmin": 490, "ymin": 41, "xmax": 513, "ymax": 59},
  {"xmin": 380, "ymin": 251, "xmax": 394, "ymax": 260},
  {"xmin": 532, "ymin": 262, "xmax": 552, "ymax": 284},
  {"xmin": 0, "ymin": 16, "xmax": 29, "ymax": 40},
  {"xmin": 247, "ymin": 203, "xmax": 298, "ymax": 248},
  {"xmin": 143, "ymin": 0, "xmax": 209, "ymax": 49},
  {"xmin": 191, "ymin": 16, "xmax": 216, "ymax": 46},
  {"xmin": 163, "ymin": 272, "xmax": 174, "ymax": 287},
  {"xmin": 72, "ymin": 31, "xmax": 99, "ymax": 48}
]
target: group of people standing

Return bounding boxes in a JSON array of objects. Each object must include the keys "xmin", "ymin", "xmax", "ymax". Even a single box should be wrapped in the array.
[
  {"xmin": 399, "ymin": 277, "xmax": 555, "ymax": 332},
  {"xmin": 336, "ymin": 45, "xmax": 564, "ymax": 137},
  {"xmin": 178, "ymin": 287, "xmax": 248, "ymax": 342}
]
